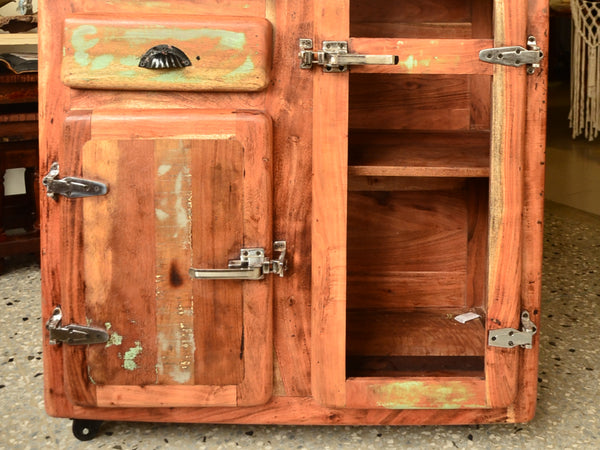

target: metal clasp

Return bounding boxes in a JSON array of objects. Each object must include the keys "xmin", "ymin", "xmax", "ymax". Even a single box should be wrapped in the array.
[
  {"xmin": 299, "ymin": 39, "xmax": 398, "ymax": 73},
  {"xmin": 488, "ymin": 311, "xmax": 538, "ymax": 349},
  {"xmin": 189, "ymin": 241, "xmax": 287, "ymax": 280},
  {"xmin": 42, "ymin": 162, "xmax": 108, "ymax": 200},
  {"xmin": 46, "ymin": 307, "xmax": 109, "ymax": 345},
  {"xmin": 479, "ymin": 36, "xmax": 544, "ymax": 74}
]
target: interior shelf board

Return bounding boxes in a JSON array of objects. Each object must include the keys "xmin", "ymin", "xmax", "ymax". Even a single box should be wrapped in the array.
[{"xmin": 348, "ymin": 130, "xmax": 490, "ymax": 178}]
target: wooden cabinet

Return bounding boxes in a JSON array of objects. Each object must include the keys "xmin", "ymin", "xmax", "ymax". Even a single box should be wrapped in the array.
[{"xmin": 40, "ymin": 0, "xmax": 548, "ymax": 435}]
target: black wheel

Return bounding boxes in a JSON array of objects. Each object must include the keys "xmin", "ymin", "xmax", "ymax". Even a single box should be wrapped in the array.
[{"xmin": 72, "ymin": 419, "xmax": 103, "ymax": 441}]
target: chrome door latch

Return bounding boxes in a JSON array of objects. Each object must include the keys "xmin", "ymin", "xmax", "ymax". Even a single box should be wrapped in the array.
[
  {"xmin": 46, "ymin": 307, "xmax": 109, "ymax": 345},
  {"xmin": 479, "ymin": 36, "xmax": 544, "ymax": 74},
  {"xmin": 488, "ymin": 311, "xmax": 538, "ymax": 349},
  {"xmin": 299, "ymin": 39, "xmax": 398, "ymax": 73},
  {"xmin": 42, "ymin": 162, "xmax": 108, "ymax": 200},
  {"xmin": 189, "ymin": 241, "xmax": 287, "ymax": 280}
]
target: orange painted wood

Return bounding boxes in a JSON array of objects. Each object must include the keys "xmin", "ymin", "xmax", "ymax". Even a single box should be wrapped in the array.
[
  {"xmin": 266, "ymin": 0, "xmax": 313, "ymax": 398},
  {"xmin": 192, "ymin": 139, "xmax": 244, "ymax": 386},
  {"xmin": 346, "ymin": 377, "xmax": 487, "ymax": 410},
  {"xmin": 311, "ymin": 0, "xmax": 349, "ymax": 409},
  {"xmin": 96, "ymin": 385, "xmax": 237, "ymax": 408},
  {"xmin": 510, "ymin": 0, "xmax": 548, "ymax": 423},
  {"xmin": 349, "ymin": 39, "xmax": 493, "ymax": 75},
  {"xmin": 484, "ymin": 0, "xmax": 528, "ymax": 409},
  {"xmin": 40, "ymin": 0, "xmax": 546, "ymax": 426},
  {"xmin": 347, "ymin": 311, "xmax": 486, "ymax": 358},
  {"xmin": 61, "ymin": 14, "xmax": 272, "ymax": 91}
]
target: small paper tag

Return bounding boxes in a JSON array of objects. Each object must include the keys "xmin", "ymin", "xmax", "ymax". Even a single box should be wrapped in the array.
[{"xmin": 454, "ymin": 312, "xmax": 481, "ymax": 324}]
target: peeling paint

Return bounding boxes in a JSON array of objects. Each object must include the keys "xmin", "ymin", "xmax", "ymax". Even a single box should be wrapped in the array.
[
  {"xmin": 123, "ymin": 341, "xmax": 143, "ymax": 371},
  {"xmin": 91, "ymin": 54, "xmax": 114, "ymax": 70},
  {"xmin": 155, "ymin": 208, "xmax": 169, "ymax": 221},
  {"xmin": 123, "ymin": 28, "xmax": 246, "ymax": 50},
  {"xmin": 119, "ymin": 55, "xmax": 139, "ymax": 67},
  {"xmin": 71, "ymin": 25, "xmax": 99, "ymax": 66},
  {"xmin": 157, "ymin": 164, "xmax": 172, "ymax": 176},
  {"xmin": 372, "ymin": 381, "xmax": 485, "ymax": 409},
  {"xmin": 105, "ymin": 322, "xmax": 123, "ymax": 348},
  {"xmin": 224, "ymin": 55, "xmax": 255, "ymax": 79}
]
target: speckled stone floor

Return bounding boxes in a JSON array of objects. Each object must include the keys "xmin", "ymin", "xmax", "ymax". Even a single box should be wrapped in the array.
[{"xmin": 1, "ymin": 200, "xmax": 599, "ymax": 449}]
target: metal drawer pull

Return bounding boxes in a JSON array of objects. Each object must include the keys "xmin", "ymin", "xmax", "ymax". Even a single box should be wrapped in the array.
[
  {"xmin": 139, "ymin": 45, "xmax": 192, "ymax": 69},
  {"xmin": 189, "ymin": 241, "xmax": 287, "ymax": 280}
]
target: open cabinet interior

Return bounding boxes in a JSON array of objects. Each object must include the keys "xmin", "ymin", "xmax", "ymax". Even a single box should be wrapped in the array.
[{"xmin": 346, "ymin": 0, "xmax": 494, "ymax": 380}]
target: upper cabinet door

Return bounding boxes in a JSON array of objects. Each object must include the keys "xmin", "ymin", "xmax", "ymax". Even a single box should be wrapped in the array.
[
  {"xmin": 59, "ymin": 110, "xmax": 273, "ymax": 408},
  {"xmin": 312, "ymin": 0, "xmax": 531, "ymax": 409}
]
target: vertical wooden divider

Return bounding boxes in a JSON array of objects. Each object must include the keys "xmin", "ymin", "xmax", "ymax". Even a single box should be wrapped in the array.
[
  {"xmin": 311, "ymin": 0, "xmax": 350, "ymax": 408},
  {"xmin": 510, "ymin": 0, "xmax": 549, "ymax": 422},
  {"xmin": 485, "ymin": 0, "xmax": 528, "ymax": 408}
]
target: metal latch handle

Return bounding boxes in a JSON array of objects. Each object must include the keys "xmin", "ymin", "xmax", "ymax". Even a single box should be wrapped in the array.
[
  {"xmin": 479, "ymin": 36, "xmax": 544, "ymax": 74},
  {"xmin": 46, "ymin": 307, "xmax": 109, "ymax": 345},
  {"xmin": 189, "ymin": 241, "xmax": 287, "ymax": 280},
  {"xmin": 299, "ymin": 39, "xmax": 398, "ymax": 73},
  {"xmin": 42, "ymin": 162, "xmax": 108, "ymax": 199}
]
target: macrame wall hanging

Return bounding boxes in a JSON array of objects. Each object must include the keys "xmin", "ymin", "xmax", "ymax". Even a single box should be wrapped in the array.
[{"xmin": 570, "ymin": 0, "xmax": 600, "ymax": 140}]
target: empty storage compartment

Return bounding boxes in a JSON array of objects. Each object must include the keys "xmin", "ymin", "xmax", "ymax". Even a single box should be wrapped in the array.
[
  {"xmin": 346, "ymin": 179, "xmax": 489, "ymax": 378},
  {"xmin": 350, "ymin": 0, "xmax": 493, "ymax": 39},
  {"xmin": 346, "ymin": 69, "xmax": 491, "ymax": 379}
]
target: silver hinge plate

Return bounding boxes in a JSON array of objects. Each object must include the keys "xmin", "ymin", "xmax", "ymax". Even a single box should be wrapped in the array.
[
  {"xmin": 299, "ymin": 39, "xmax": 398, "ymax": 73},
  {"xmin": 189, "ymin": 240, "xmax": 287, "ymax": 280},
  {"xmin": 46, "ymin": 307, "xmax": 109, "ymax": 345},
  {"xmin": 488, "ymin": 311, "xmax": 538, "ymax": 349},
  {"xmin": 479, "ymin": 36, "xmax": 544, "ymax": 74},
  {"xmin": 42, "ymin": 162, "xmax": 108, "ymax": 199}
]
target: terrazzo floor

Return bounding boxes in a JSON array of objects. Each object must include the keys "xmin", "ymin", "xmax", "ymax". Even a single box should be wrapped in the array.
[{"xmin": 0, "ymin": 200, "xmax": 599, "ymax": 449}]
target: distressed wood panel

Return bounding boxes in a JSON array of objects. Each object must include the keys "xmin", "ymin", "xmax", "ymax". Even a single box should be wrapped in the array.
[
  {"xmin": 346, "ymin": 377, "xmax": 487, "ymax": 410},
  {"xmin": 83, "ymin": 139, "xmax": 158, "ymax": 387},
  {"xmin": 311, "ymin": 0, "xmax": 349, "ymax": 408},
  {"xmin": 266, "ymin": 0, "xmax": 313, "ymax": 397},
  {"xmin": 349, "ymin": 39, "xmax": 493, "ymax": 75},
  {"xmin": 62, "ymin": 14, "xmax": 272, "ymax": 91},
  {"xmin": 485, "ymin": 0, "xmax": 528, "ymax": 409},
  {"xmin": 154, "ymin": 140, "xmax": 195, "ymax": 385},
  {"xmin": 96, "ymin": 385, "xmax": 237, "ymax": 408},
  {"xmin": 191, "ymin": 139, "xmax": 244, "ymax": 386}
]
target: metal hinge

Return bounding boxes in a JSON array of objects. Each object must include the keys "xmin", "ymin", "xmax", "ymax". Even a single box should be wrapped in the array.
[
  {"xmin": 42, "ymin": 162, "xmax": 108, "ymax": 200},
  {"xmin": 189, "ymin": 240, "xmax": 287, "ymax": 280},
  {"xmin": 479, "ymin": 36, "xmax": 544, "ymax": 74},
  {"xmin": 488, "ymin": 311, "xmax": 538, "ymax": 349},
  {"xmin": 46, "ymin": 306, "xmax": 109, "ymax": 345},
  {"xmin": 299, "ymin": 39, "xmax": 398, "ymax": 73}
]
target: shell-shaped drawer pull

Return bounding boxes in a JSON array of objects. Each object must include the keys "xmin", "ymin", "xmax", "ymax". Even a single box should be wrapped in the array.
[{"xmin": 139, "ymin": 45, "xmax": 192, "ymax": 69}]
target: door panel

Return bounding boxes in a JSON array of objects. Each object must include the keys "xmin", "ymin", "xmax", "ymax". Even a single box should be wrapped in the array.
[
  {"xmin": 312, "ymin": 0, "xmax": 527, "ymax": 409},
  {"xmin": 62, "ymin": 109, "xmax": 273, "ymax": 407}
]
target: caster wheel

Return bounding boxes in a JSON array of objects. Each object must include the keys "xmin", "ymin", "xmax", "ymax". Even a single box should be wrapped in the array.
[{"xmin": 72, "ymin": 419, "xmax": 103, "ymax": 441}]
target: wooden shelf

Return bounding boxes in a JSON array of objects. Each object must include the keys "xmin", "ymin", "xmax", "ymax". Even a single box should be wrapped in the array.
[
  {"xmin": 348, "ymin": 130, "xmax": 490, "ymax": 178},
  {"xmin": 347, "ymin": 309, "xmax": 486, "ymax": 358},
  {"xmin": 0, "ymin": 34, "xmax": 37, "ymax": 46}
]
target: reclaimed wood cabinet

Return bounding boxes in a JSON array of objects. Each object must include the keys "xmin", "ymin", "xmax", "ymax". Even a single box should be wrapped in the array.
[{"xmin": 40, "ymin": 0, "xmax": 548, "ymax": 437}]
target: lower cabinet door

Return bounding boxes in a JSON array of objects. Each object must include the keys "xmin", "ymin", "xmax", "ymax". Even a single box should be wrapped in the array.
[{"xmin": 59, "ymin": 109, "xmax": 273, "ymax": 407}]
